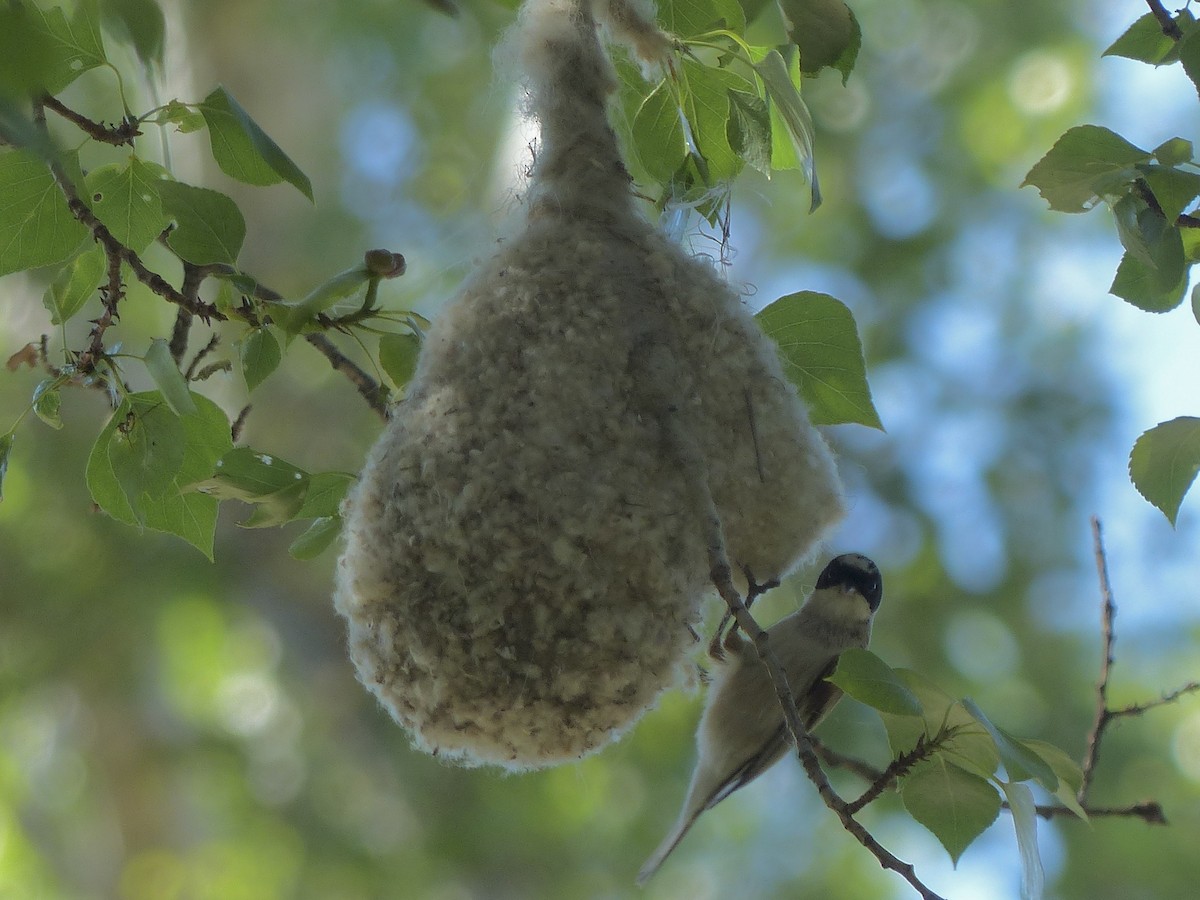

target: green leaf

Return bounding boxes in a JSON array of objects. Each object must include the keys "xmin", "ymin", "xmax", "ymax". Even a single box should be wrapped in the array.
[
  {"xmin": 963, "ymin": 699, "xmax": 1058, "ymax": 790},
  {"xmin": 633, "ymin": 80, "xmax": 688, "ymax": 184},
  {"xmin": 1109, "ymin": 250, "xmax": 1187, "ymax": 312},
  {"xmin": 0, "ymin": 432, "xmax": 12, "ymax": 501},
  {"xmin": 154, "ymin": 100, "xmax": 206, "ymax": 134},
  {"xmin": 1140, "ymin": 165, "xmax": 1200, "ymax": 222},
  {"xmin": 198, "ymin": 86, "xmax": 314, "ymax": 200},
  {"xmin": 99, "ymin": 0, "xmax": 165, "ymax": 70},
  {"xmin": 778, "ymin": 0, "xmax": 859, "ymax": 76},
  {"xmin": 240, "ymin": 327, "xmax": 282, "ymax": 391},
  {"xmin": 1102, "ymin": 11, "xmax": 1185, "ymax": 65},
  {"xmin": 32, "ymin": 379, "xmax": 62, "ymax": 429},
  {"xmin": 296, "ymin": 472, "xmax": 354, "ymax": 519},
  {"xmin": 727, "ymin": 89, "xmax": 772, "ymax": 175},
  {"xmin": 901, "ymin": 758, "xmax": 1001, "ymax": 864},
  {"xmin": 158, "ymin": 180, "xmax": 246, "ymax": 266},
  {"xmin": 378, "ymin": 331, "xmax": 421, "ymax": 390},
  {"xmin": 1179, "ymin": 27, "xmax": 1200, "ymax": 98},
  {"xmin": 1000, "ymin": 781, "xmax": 1045, "ymax": 900},
  {"xmin": 87, "ymin": 392, "xmax": 232, "ymax": 558},
  {"xmin": 1154, "ymin": 137, "xmax": 1194, "ymax": 168},
  {"xmin": 288, "ymin": 514, "xmax": 343, "ymax": 559},
  {"xmin": 105, "ymin": 395, "xmax": 187, "ymax": 523},
  {"xmin": 240, "ymin": 479, "xmax": 309, "ymax": 528},
  {"xmin": 755, "ymin": 291, "xmax": 882, "ymax": 428},
  {"xmin": 277, "ymin": 265, "xmax": 373, "ymax": 331},
  {"xmin": 0, "ymin": 149, "xmax": 88, "ymax": 276},
  {"xmin": 85, "ymin": 157, "xmax": 169, "ymax": 253},
  {"xmin": 1110, "ymin": 193, "xmax": 1184, "ymax": 287},
  {"xmin": 1129, "ymin": 416, "xmax": 1200, "ymax": 525},
  {"xmin": 1193, "ymin": 283, "xmax": 1200, "ymax": 323},
  {"xmin": 658, "ymin": 0, "xmax": 744, "ymax": 39},
  {"xmin": 197, "ymin": 446, "xmax": 308, "ymax": 501},
  {"xmin": 755, "ymin": 48, "xmax": 820, "ymax": 208},
  {"xmin": 1022, "ymin": 125, "xmax": 1153, "ymax": 213},
  {"xmin": 144, "ymin": 338, "xmax": 197, "ymax": 416},
  {"xmin": 1020, "ymin": 739, "xmax": 1087, "ymax": 821},
  {"xmin": 43, "ymin": 243, "xmax": 106, "ymax": 324},
  {"xmin": 827, "ymin": 648, "xmax": 923, "ymax": 716},
  {"xmin": 0, "ymin": 7, "xmax": 61, "ymax": 99},
  {"xmin": 681, "ymin": 59, "xmax": 749, "ymax": 183},
  {"xmin": 27, "ymin": 2, "xmax": 108, "ymax": 94},
  {"xmin": 880, "ymin": 671, "xmax": 999, "ymax": 779}
]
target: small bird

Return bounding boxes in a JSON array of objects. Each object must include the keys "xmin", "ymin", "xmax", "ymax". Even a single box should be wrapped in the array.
[{"xmin": 637, "ymin": 553, "xmax": 882, "ymax": 885}]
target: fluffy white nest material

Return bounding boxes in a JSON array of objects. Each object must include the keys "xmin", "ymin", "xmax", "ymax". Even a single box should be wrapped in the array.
[{"xmin": 334, "ymin": 0, "xmax": 845, "ymax": 769}]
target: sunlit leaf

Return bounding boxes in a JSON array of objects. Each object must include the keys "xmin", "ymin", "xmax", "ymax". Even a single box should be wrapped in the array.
[
  {"xmin": 43, "ymin": 243, "xmax": 106, "ymax": 324},
  {"xmin": 1102, "ymin": 11, "xmax": 1187, "ymax": 65},
  {"xmin": 658, "ymin": 0, "xmax": 744, "ymax": 39},
  {"xmin": 144, "ymin": 338, "xmax": 198, "ymax": 416},
  {"xmin": 1109, "ymin": 250, "xmax": 1187, "ymax": 312},
  {"xmin": 1023, "ymin": 125, "xmax": 1152, "ymax": 213},
  {"xmin": 1020, "ymin": 739, "xmax": 1087, "ymax": 821},
  {"xmin": 755, "ymin": 291, "xmax": 882, "ymax": 428},
  {"xmin": 880, "ymin": 670, "xmax": 999, "ymax": 779},
  {"xmin": 154, "ymin": 99, "xmax": 206, "ymax": 133},
  {"xmin": 0, "ymin": 149, "xmax": 88, "ymax": 276},
  {"xmin": 681, "ymin": 59, "xmax": 749, "ymax": 183},
  {"xmin": 755, "ymin": 48, "xmax": 820, "ymax": 208},
  {"xmin": 199, "ymin": 86, "xmax": 314, "ymax": 200},
  {"xmin": 901, "ymin": 758, "xmax": 1001, "ymax": 864},
  {"xmin": 1129, "ymin": 416, "xmax": 1200, "ymax": 525},
  {"xmin": 158, "ymin": 180, "xmax": 246, "ymax": 265},
  {"xmin": 827, "ymin": 648, "xmax": 922, "ymax": 716},
  {"xmin": 85, "ymin": 157, "xmax": 169, "ymax": 253}
]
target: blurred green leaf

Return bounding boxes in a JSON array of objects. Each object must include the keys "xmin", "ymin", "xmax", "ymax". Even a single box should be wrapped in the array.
[
  {"xmin": 1001, "ymin": 780, "xmax": 1045, "ymax": 900},
  {"xmin": 0, "ymin": 6, "xmax": 59, "ymax": 98},
  {"xmin": 0, "ymin": 149, "xmax": 88, "ymax": 276},
  {"xmin": 153, "ymin": 99, "xmax": 206, "ymax": 133},
  {"xmin": 1153, "ymin": 137, "xmax": 1194, "ymax": 167},
  {"xmin": 779, "ymin": 0, "xmax": 860, "ymax": 78},
  {"xmin": 1023, "ymin": 125, "xmax": 1152, "ymax": 213},
  {"xmin": 199, "ymin": 86, "xmax": 314, "ymax": 200},
  {"xmin": 681, "ymin": 59, "xmax": 749, "ymax": 183},
  {"xmin": 240, "ymin": 327, "xmax": 282, "ymax": 391},
  {"xmin": 756, "ymin": 290, "xmax": 882, "ymax": 428},
  {"xmin": 27, "ymin": 1, "xmax": 108, "ymax": 94},
  {"xmin": 755, "ymin": 48, "xmax": 820, "ymax": 208},
  {"xmin": 1140, "ymin": 165, "xmax": 1200, "ymax": 221},
  {"xmin": 1129, "ymin": 416, "xmax": 1200, "ymax": 525},
  {"xmin": 963, "ymin": 698, "xmax": 1058, "ymax": 790},
  {"xmin": 901, "ymin": 758, "xmax": 1001, "ymax": 865},
  {"xmin": 240, "ymin": 479, "xmax": 308, "ymax": 527},
  {"xmin": 881, "ymin": 670, "xmax": 1000, "ymax": 779},
  {"xmin": 144, "ymin": 338, "xmax": 197, "ymax": 416},
  {"xmin": 827, "ymin": 648, "xmax": 923, "ymax": 716},
  {"xmin": 296, "ymin": 472, "xmax": 354, "ymax": 518},
  {"xmin": 99, "ymin": 0, "xmax": 165, "ymax": 70},
  {"xmin": 0, "ymin": 432, "xmax": 11, "ymax": 500},
  {"xmin": 378, "ymin": 331, "xmax": 421, "ymax": 390},
  {"xmin": 1021, "ymin": 739, "xmax": 1087, "ymax": 821},
  {"xmin": 1111, "ymin": 194, "xmax": 1184, "ymax": 288},
  {"xmin": 158, "ymin": 180, "xmax": 246, "ymax": 265},
  {"xmin": 43, "ymin": 243, "xmax": 106, "ymax": 324},
  {"xmin": 31, "ymin": 379, "xmax": 62, "ymax": 429},
  {"xmin": 726, "ymin": 89, "xmax": 772, "ymax": 175},
  {"xmin": 288, "ymin": 515, "xmax": 342, "ymax": 559},
  {"xmin": 85, "ymin": 157, "xmax": 169, "ymax": 253},
  {"xmin": 277, "ymin": 265, "xmax": 372, "ymax": 331},
  {"xmin": 198, "ymin": 446, "xmax": 308, "ymax": 501},
  {"xmin": 1179, "ymin": 27, "xmax": 1200, "ymax": 98}
]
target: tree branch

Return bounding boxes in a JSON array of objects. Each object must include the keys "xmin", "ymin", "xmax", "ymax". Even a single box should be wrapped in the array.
[
  {"xmin": 1079, "ymin": 515, "xmax": 1116, "ymax": 804},
  {"xmin": 1145, "ymin": 0, "xmax": 1183, "ymax": 41},
  {"xmin": 42, "ymin": 94, "xmax": 141, "ymax": 145},
  {"xmin": 304, "ymin": 334, "xmax": 389, "ymax": 419}
]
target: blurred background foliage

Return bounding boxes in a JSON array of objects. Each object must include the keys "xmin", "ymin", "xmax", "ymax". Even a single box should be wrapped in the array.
[{"xmin": 2, "ymin": 0, "xmax": 1200, "ymax": 897}]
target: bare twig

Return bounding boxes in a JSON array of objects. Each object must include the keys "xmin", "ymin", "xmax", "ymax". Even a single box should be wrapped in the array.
[
  {"xmin": 846, "ymin": 734, "xmax": 938, "ymax": 816},
  {"xmin": 1145, "ymin": 0, "xmax": 1184, "ymax": 40},
  {"xmin": 1079, "ymin": 516, "xmax": 1116, "ymax": 803},
  {"xmin": 1032, "ymin": 800, "xmax": 1166, "ymax": 824}
]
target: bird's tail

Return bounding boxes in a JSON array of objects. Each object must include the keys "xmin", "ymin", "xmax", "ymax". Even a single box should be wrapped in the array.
[{"xmin": 636, "ymin": 805, "xmax": 703, "ymax": 886}]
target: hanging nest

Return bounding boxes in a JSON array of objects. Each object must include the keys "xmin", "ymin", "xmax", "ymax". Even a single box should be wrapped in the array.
[{"xmin": 334, "ymin": 0, "xmax": 845, "ymax": 769}]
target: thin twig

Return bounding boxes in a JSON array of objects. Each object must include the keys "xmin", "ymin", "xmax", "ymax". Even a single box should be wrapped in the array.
[
  {"xmin": 1031, "ymin": 800, "xmax": 1166, "ymax": 824},
  {"xmin": 1145, "ymin": 0, "xmax": 1183, "ymax": 40},
  {"xmin": 1080, "ymin": 516, "xmax": 1116, "ymax": 804},
  {"xmin": 1109, "ymin": 682, "xmax": 1200, "ymax": 719},
  {"xmin": 305, "ymin": 333, "xmax": 389, "ymax": 419},
  {"xmin": 846, "ymin": 735, "xmax": 938, "ymax": 816}
]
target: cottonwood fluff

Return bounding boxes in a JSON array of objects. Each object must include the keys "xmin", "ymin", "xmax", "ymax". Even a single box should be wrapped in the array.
[{"xmin": 334, "ymin": 0, "xmax": 845, "ymax": 769}]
